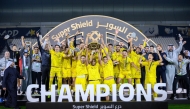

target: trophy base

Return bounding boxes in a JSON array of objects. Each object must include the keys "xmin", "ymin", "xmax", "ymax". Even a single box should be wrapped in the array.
[{"xmin": 88, "ymin": 43, "xmax": 100, "ymax": 50}]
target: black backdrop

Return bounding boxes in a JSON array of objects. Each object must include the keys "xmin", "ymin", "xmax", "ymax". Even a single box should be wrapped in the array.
[{"xmin": 0, "ymin": 0, "xmax": 190, "ymax": 23}]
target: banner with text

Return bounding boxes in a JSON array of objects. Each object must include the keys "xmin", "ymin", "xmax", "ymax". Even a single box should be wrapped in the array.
[
  {"xmin": 135, "ymin": 25, "xmax": 158, "ymax": 37},
  {"xmin": 34, "ymin": 15, "xmax": 157, "ymax": 47},
  {"xmin": 0, "ymin": 27, "xmax": 40, "ymax": 38},
  {"xmin": 158, "ymin": 25, "xmax": 190, "ymax": 37}
]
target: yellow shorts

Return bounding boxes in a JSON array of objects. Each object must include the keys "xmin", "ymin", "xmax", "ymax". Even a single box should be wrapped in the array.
[
  {"xmin": 114, "ymin": 73, "xmax": 119, "ymax": 78},
  {"xmin": 75, "ymin": 77, "xmax": 87, "ymax": 91},
  {"xmin": 50, "ymin": 67, "xmax": 62, "ymax": 77},
  {"xmin": 114, "ymin": 67, "xmax": 120, "ymax": 78},
  {"xmin": 131, "ymin": 68, "xmax": 141, "ymax": 79},
  {"xmin": 62, "ymin": 68, "xmax": 71, "ymax": 78},
  {"xmin": 99, "ymin": 78, "xmax": 104, "ymax": 84},
  {"xmin": 118, "ymin": 70, "xmax": 132, "ymax": 79},
  {"xmin": 144, "ymin": 78, "xmax": 156, "ymax": 89},
  {"xmin": 88, "ymin": 80, "xmax": 100, "ymax": 95},
  {"xmin": 71, "ymin": 68, "xmax": 76, "ymax": 77},
  {"xmin": 103, "ymin": 79, "xmax": 115, "ymax": 92}
]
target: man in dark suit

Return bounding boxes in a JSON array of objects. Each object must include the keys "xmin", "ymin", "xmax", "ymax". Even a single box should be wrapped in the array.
[
  {"xmin": 5, "ymin": 38, "xmax": 21, "ymax": 93},
  {"xmin": 3, "ymin": 60, "xmax": 25, "ymax": 109}
]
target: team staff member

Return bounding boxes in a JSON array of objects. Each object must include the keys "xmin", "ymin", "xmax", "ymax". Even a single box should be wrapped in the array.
[
  {"xmin": 164, "ymin": 54, "xmax": 190, "ymax": 100},
  {"xmin": 0, "ymin": 51, "xmax": 12, "ymax": 102},
  {"xmin": 165, "ymin": 36, "xmax": 184, "ymax": 91},
  {"xmin": 36, "ymin": 33, "xmax": 51, "ymax": 91},
  {"xmin": 31, "ymin": 47, "xmax": 41, "ymax": 95},
  {"xmin": 3, "ymin": 60, "xmax": 25, "ymax": 109},
  {"xmin": 100, "ymin": 45, "xmax": 115, "ymax": 101},
  {"xmin": 156, "ymin": 44, "xmax": 167, "ymax": 90},
  {"xmin": 5, "ymin": 37, "xmax": 21, "ymax": 93},
  {"xmin": 21, "ymin": 49, "xmax": 32, "ymax": 95},
  {"xmin": 140, "ymin": 50, "xmax": 162, "ymax": 98}
]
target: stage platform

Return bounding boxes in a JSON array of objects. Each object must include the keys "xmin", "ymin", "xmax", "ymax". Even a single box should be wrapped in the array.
[
  {"xmin": 0, "ymin": 93, "xmax": 189, "ymax": 107},
  {"xmin": 0, "ymin": 88, "xmax": 189, "ymax": 109},
  {"xmin": 26, "ymin": 101, "xmax": 168, "ymax": 109}
]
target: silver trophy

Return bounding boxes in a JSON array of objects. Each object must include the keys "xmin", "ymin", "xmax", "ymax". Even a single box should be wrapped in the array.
[
  {"xmin": 130, "ymin": 32, "xmax": 137, "ymax": 38},
  {"xmin": 4, "ymin": 35, "xmax": 10, "ymax": 39},
  {"xmin": 25, "ymin": 41, "xmax": 31, "ymax": 46},
  {"xmin": 178, "ymin": 34, "xmax": 182, "ymax": 38}
]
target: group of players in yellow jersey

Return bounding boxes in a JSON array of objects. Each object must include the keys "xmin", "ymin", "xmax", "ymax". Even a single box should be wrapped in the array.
[{"xmin": 44, "ymin": 31, "xmax": 163, "ymax": 101}]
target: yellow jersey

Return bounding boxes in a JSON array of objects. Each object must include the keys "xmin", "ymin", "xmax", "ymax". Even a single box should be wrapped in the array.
[
  {"xmin": 112, "ymin": 52, "xmax": 122, "ymax": 74},
  {"xmin": 118, "ymin": 56, "xmax": 132, "ymax": 71},
  {"xmin": 76, "ymin": 60, "xmax": 88, "ymax": 76},
  {"xmin": 62, "ymin": 53, "xmax": 71, "ymax": 69},
  {"xmin": 101, "ymin": 60, "xmax": 114, "ymax": 79},
  {"xmin": 112, "ymin": 52, "xmax": 122, "ymax": 61},
  {"xmin": 88, "ymin": 51, "xmax": 98, "ymax": 61},
  {"xmin": 69, "ymin": 41, "xmax": 75, "ymax": 49},
  {"xmin": 130, "ymin": 51, "xmax": 141, "ymax": 68},
  {"xmin": 101, "ymin": 47, "xmax": 109, "ymax": 57},
  {"xmin": 72, "ymin": 58, "xmax": 77, "ymax": 68},
  {"xmin": 99, "ymin": 65, "xmax": 104, "ymax": 78},
  {"xmin": 141, "ymin": 61, "xmax": 160, "ymax": 78},
  {"xmin": 87, "ymin": 63, "xmax": 101, "ymax": 80},
  {"xmin": 77, "ymin": 49, "xmax": 86, "ymax": 57},
  {"xmin": 120, "ymin": 47, "xmax": 125, "ymax": 52},
  {"xmin": 113, "ymin": 46, "xmax": 124, "ymax": 53},
  {"xmin": 50, "ymin": 50, "xmax": 64, "ymax": 67}
]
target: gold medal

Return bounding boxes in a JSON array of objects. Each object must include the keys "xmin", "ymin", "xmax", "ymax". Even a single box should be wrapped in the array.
[{"xmin": 148, "ymin": 61, "xmax": 153, "ymax": 72}]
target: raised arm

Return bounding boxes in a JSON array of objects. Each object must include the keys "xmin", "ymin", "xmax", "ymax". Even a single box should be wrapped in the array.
[
  {"xmin": 73, "ymin": 30, "xmax": 79, "ymax": 47},
  {"xmin": 56, "ymin": 37, "xmax": 61, "ymax": 46},
  {"xmin": 85, "ymin": 33, "xmax": 90, "ymax": 45},
  {"xmin": 78, "ymin": 46, "xmax": 85, "ymax": 60},
  {"xmin": 129, "ymin": 38, "xmax": 133, "ymax": 52},
  {"xmin": 89, "ymin": 51, "xmax": 93, "ymax": 63},
  {"xmin": 65, "ymin": 32, "xmax": 69, "ymax": 48},
  {"xmin": 98, "ymin": 49, "xmax": 102, "ymax": 65},
  {"xmin": 101, "ymin": 44, "xmax": 110, "ymax": 60},
  {"xmin": 86, "ymin": 47, "xmax": 88, "ymax": 65},
  {"xmin": 143, "ymin": 38, "xmax": 149, "ymax": 47},
  {"xmin": 113, "ymin": 29, "xmax": 119, "ymax": 47},
  {"xmin": 5, "ymin": 39, "xmax": 12, "ymax": 52},
  {"xmin": 113, "ymin": 36, "xmax": 117, "ymax": 47},
  {"xmin": 21, "ymin": 36, "xmax": 25, "ymax": 48},
  {"xmin": 36, "ymin": 33, "xmax": 43, "ymax": 52},
  {"xmin": 42, "ymin": 39, "xmax": 47, "ymax": 49},
  {"xmin": 100, "ymin": 34, "xmax": 106, "ymax": 46},
  {"xmin": 48, "ymin": 39, "xmax": 52, "ymax": 50},
  {"xmin": 175, "ymin": 36, "xmax": 184, "ymax": 54}
]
